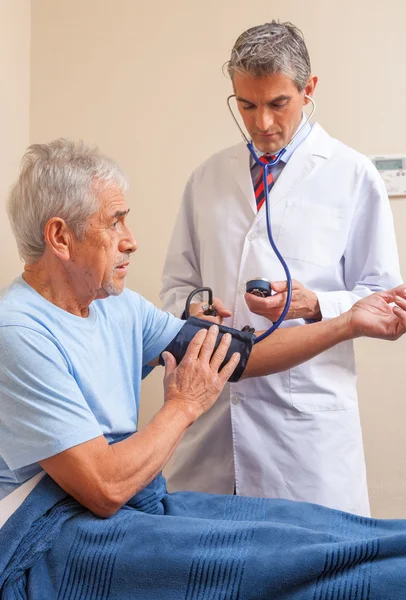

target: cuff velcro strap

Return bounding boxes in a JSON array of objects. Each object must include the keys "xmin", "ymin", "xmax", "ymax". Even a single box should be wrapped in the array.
[{"xmin": 159, "ymin": 317, "xmax": 256, "ymax": 382}]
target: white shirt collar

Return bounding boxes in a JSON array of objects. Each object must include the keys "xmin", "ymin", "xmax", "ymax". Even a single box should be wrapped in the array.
[{"xmin": 250, "ymin": 112, "xmax": 313, "ymax": 168}]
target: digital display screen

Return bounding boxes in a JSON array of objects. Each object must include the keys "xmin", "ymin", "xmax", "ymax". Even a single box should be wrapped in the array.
[{"xmin": 375, "ymin": 158, "xmax": 403, "ymax": 171}]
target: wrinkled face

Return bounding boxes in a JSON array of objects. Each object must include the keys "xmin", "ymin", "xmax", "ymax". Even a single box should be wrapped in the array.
[
  {"xmin": 233, "ymin": 71, "xmax": 316, "ymax": 154},
  {"xmin": 71, "ymin": 185, "xmax": 137, "ymax": 300}
]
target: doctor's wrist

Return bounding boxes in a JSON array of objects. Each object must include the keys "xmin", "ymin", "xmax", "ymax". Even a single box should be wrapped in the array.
[{"xmin": 307, "ymin": 292, "xmax": 322, "ymax": 321}]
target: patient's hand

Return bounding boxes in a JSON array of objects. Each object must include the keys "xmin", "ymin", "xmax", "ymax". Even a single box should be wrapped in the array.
[
  {"xmin": 162, "ymin": 325, "xmax": 240, "ymax": 422},
  {"xmin": 350, "ymin": 285, "xmax": 406, "ymax": 340}
]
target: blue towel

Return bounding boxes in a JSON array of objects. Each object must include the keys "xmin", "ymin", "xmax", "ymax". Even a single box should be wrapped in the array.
[{"xmin": 1, "ymin": 474, "xmax": 406, "ymax": 599}]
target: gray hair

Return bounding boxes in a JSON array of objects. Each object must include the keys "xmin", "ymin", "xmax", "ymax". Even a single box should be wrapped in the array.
[
  {"xmin": 226, "ymin": 21, "xmax": 311, "ymax": 91},
  {"xmin": 7, "ymin": 138, "xmax": 128, "ymax": 264}
]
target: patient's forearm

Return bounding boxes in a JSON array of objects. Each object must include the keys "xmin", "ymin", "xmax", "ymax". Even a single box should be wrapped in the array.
[
  {"xmin": 243, "ymin": 313, "xmax": 352, "ymax": 379},
  {"xmin": 109, "ymin": 400, "xmax": 193, "ymax": 503},
  {"xmin": 40, "ymin": 400, "xmax": 193, "ymax": 518}
]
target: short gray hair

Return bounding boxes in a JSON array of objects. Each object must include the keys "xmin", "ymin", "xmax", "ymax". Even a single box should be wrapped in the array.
[
  {"xmin": 227, "ymin": 21, "xmax": 311, "ymax": 91},
  {"xmin": 7, "ymin": 138, "xmax": 128, "ymax": 264}
]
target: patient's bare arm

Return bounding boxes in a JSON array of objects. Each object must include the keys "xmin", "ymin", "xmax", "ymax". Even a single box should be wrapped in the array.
[
  {"xmin": 243, "ymin": 285, "xmax": 406, "ymax": 379},
  {"xmin": 40, "ymin": 326, "xmax": 240, "ymax": 518}
]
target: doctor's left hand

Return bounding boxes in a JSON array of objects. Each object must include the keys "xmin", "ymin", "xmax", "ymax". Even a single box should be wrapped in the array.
[{"xmin": 244, "ymin": 279, "xmax": 322, "ymax": 322}]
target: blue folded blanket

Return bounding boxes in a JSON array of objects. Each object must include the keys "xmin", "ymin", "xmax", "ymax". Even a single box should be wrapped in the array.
[{"xmin": 1, "ymin": 474, "xmax": 406, "ymax": 599}]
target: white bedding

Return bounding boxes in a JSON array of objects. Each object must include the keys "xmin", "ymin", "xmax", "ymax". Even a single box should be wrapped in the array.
[{"xmin": 0, "ymin": 472, "xmax": 45, "ymax": 528}]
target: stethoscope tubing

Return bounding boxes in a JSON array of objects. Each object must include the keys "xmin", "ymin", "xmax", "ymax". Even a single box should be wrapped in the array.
[{"xmin": 226, "ymin": 95, "xmax": 316, "ymax": 342}]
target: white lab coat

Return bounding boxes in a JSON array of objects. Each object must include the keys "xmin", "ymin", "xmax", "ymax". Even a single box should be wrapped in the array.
[{"xmin": 160, "ymin": 123, "xmax": 402, "ymax": 516}]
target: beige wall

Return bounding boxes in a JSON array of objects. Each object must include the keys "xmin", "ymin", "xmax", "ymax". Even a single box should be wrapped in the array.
[
  {"xmin": 2, "ymin": 0, "xmax": 405, "ymax": 516},
  {"xmin": 0, "ymin": 0, "xmax": 31, "ymax": 287}
]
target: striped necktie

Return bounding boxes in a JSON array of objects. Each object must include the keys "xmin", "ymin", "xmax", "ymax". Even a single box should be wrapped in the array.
[{"xmin": 254, "ymin": 154, "xmax": 277, "ymax": 211}]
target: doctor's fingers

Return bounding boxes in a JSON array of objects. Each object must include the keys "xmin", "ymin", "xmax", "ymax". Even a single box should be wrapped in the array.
[
  {"xmin": 212, "ymin": 297, "xmax": 233, "ymax": 318},
  {"xmin": 245, "ymin": 292, "xmax": 284, "ymax": 313},
  {"xmin": 271, "ymin": 279, "xmax": 303, "ymax": 293},
  {"xmin": 189, "ymin": 302, "xmax": 218, "ymax": 322}
]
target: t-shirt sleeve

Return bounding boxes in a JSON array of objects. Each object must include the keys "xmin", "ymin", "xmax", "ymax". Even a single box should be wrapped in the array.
[
  {"xmin": 127, "ymin": 292, "xmax": 184, "ymax": 366},
  {"xmin": 0, "ymin": 325, "xmax": 103, "ymax": 471}
]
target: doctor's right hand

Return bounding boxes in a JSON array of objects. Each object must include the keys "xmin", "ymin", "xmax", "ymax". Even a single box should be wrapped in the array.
[
  {"xmin": 189, "ymin": 298, "xmax": 232, "ymax": 324},
  {"xmin": 162, "ymin": 325, "xmax": 240, "ymax": 423}
]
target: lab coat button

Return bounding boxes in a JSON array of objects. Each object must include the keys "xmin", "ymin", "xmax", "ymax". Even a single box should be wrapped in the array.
[
  {"xmin": 239, "ymin": 285, "xmax": 245, "ymax": 294},
  {"xmin": 231, "ymin": 397, "xmax": 240, "ymax": 405}
]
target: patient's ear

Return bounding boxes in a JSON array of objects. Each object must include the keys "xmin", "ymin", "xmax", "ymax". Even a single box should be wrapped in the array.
[{"xmin": 44, "ymin": 217, "xmax": 72, "ymax": 261}]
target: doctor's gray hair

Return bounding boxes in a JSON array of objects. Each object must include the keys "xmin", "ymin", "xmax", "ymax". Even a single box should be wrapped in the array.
[
  {"xmin": 7, "ymin": 138, "xmax": 128, "ymax": 264},
  {"xmin": 226, "ymin": 21, "xmax": 311, "ymax": 91}
]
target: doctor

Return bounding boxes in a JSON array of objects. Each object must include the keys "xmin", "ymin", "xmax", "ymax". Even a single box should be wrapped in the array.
[{"xmin": 160, "ymin": 21, "xmax": 402, "ymax": 516}]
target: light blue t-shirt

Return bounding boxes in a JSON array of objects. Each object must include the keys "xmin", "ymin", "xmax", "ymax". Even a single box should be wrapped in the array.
[{"xmin": 0, "ymin": 277, "xmax": 183, "ymax": 500}]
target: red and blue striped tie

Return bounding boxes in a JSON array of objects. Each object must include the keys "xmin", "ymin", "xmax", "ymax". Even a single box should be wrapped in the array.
[{"xmin": 254, "ymin": 154, "xmax": 276, "ymax": 212}]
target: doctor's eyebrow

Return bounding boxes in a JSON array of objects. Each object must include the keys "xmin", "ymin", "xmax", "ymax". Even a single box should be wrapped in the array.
[{"xmin": 236, "ymin": 94, "xmax": 291, "ymax": 105}]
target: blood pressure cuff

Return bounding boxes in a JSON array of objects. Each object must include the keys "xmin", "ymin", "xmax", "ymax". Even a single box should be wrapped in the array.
[{"xmin": 159, "ymin": 317, "xmax": 256, "ymax": 382}]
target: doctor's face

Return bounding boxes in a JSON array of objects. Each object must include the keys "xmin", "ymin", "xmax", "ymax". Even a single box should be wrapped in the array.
[{"xmin": 233, "ymin": 71, "xmax": 317, "ymax": 154}]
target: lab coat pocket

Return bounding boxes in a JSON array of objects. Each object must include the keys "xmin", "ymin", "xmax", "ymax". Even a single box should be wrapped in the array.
[
  {"xmin": 278, "ymin": 201, "xmax": 344, "ymax": 267},
  {"xmin": 288, "ymin": 342, "xmax": 357, "ymax": 413}
]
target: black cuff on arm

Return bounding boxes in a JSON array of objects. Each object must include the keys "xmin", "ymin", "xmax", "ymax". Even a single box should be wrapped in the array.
[{"xmin": 159, "ymin": 317, "xmax": 256, "ymax": 382}]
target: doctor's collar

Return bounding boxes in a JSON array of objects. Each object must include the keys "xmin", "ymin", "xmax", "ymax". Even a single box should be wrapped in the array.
[{"xmin": 250, "ymin": 111, "xmax": 311, "ymax": 166}]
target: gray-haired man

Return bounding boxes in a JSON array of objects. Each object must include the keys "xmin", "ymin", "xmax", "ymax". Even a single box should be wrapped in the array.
[
  {"xmin": 2, "ymin": 140, "xmax": 406, "ymax": 599},
  {"xmin": 2, "ymin": 138, "xmax": 404, "ymax": 522},
  {"xmin": 160, "ymin": 21, "xmax": 402, "ymax": 515}
]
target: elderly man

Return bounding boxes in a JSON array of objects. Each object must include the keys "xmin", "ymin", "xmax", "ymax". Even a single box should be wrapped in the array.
[
  {"xmin": 160, "ymin": 21, "xmax": 402, "ymax": 515},
  {"xmin": 1, "ymin": 140, "xmax": 406, "ymax": 599}
]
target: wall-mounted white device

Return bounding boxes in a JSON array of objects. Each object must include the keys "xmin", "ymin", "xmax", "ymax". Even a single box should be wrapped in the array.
[{"xmin": 370, "ymin": 155, "xmax": 406, "ymax": 197}]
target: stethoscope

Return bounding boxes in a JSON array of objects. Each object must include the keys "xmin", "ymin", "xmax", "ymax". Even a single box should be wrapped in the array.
[
  {"xmin": 184, "ymin": 94, "xmax": 316, "ymax": 343},
  {"xmin": 226, "ymin": 93, "xmax": 316, "ymax": 342}
]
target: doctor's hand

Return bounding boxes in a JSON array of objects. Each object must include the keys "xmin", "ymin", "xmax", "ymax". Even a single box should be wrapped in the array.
[
  {"xmin": 348, "ymin": 285, "xmax": 406, "ymax": 340},
  {"xmin": 244, "ymin": 279, "xmax": 321, "ymax": 322},
  {"xmin": 188, "ymin": 298, "xmax": 232, "ymax": 324},
  {"xmin": 162, "ymin": 325, "xmax": 240, "ymax": 422}
]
